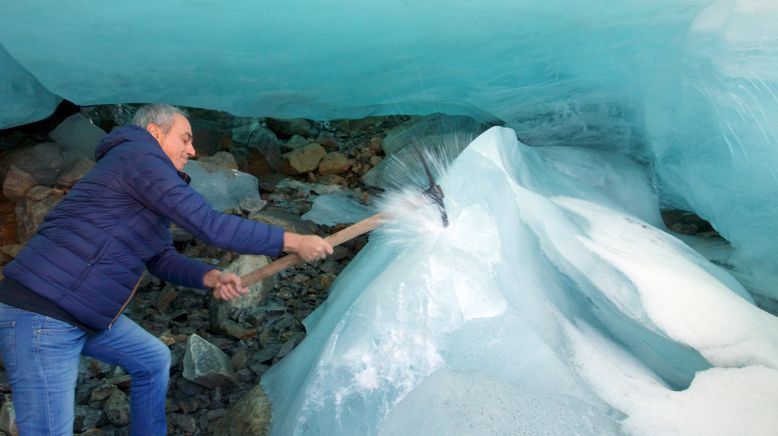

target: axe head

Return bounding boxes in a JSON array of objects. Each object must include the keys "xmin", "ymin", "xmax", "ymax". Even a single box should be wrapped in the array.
[{"xmin": 416, "ymin": 147, "xmax": 449, "ymax": 227}]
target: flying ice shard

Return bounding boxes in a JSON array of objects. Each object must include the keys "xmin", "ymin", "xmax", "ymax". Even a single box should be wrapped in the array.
[{"xmin": 262, "ymin": 127, "xmax": 778, "ymax": 436}]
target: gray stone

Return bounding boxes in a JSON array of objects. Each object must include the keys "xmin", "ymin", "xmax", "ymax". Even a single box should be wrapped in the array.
[
  {"xmin": 182, "ymin": 333, "xmax": 236, "ymax": 390},
  {"xmin": 49, "ymin": 113, "xmax": 106, "ymax": 161},
  {"xmin": 211, "ymin": 385, "xmax": 271, "ymax": 436},
  {"xmin": 285, "ymin": 134, "xmax": 310, "ymax": 150},
  {"xmin": 232, "ymin": 121, "xmax": 280, "ymax": 173},
  {"xmin": 196, "ymin": 151, "xmax": 239, "ymax": 171},
  {"xmin": 169, "ymin": 413, "xmax": 196, "ymax": 434},
  {"xmin": 0, "ymin": 393, "xmax": 17, "ymax": 436},
  {"xmin": 103, "ymin": 389, "xmax": 130, "ymax": 426},
  {"xmin": 279, "ymin": 143, "xmax": 326, "ymax": 175},
  {"xmin": 56, "ymin": 157, "xmax": 95, "ymax": 188},
  {"xmin": 0, "ymin": 142, "xmax": 67, "ymax": 186},
  {"xmin": 2, "ymin": 165, "xmax": 36, "ymax": 201},
  {"xmin": 266, "ymin": 117, "xmax": 316, "ymax": 138},
  {"xmin": 74, "ymin": 405, "xmax": 103, "ymax": 433}
]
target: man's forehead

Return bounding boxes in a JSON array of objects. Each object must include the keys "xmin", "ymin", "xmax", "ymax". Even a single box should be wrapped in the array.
[{"xmin": 172, "ymin": 114, "xmax": 192, "ymax": 135}]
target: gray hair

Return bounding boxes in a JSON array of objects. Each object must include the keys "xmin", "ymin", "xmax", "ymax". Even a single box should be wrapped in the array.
[{"xmin": 131, "ymin": 104, "xmax": 188, "ymax": 133}]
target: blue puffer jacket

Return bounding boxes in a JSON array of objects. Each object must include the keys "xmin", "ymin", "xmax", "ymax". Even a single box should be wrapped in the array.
[{"xmin": 4, "ymin": 125, "xmax": 284, "ymax": 330}]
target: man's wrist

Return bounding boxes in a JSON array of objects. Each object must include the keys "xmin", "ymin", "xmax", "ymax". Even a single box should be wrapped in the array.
[
  {"xmin": 283, "ymin": 232, "xmax": 301, "ymax": 253},
  {"xmin": 203, "ymin": 269, "xmax": 220, "ymax": 288}
]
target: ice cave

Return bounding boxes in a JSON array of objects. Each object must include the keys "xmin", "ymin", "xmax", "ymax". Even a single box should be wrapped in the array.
[{"xmin": 1, "ymin": 0, "xmax": 777, "ymax": 435}]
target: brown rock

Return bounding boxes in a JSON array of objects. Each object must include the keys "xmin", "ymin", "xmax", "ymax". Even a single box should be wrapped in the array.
[
  {"xmin": 279, "ymin": 143, "xmax": 327, "ymax": 175},
  {"xmin": 15, "ymin": 186, "xmax": 65, "ymax": 242},
  {"xmin": 318, "ymin": 174, "xmax": 347, "ymax": 186},
  {"xmin": 0, "ymin": 200, "xmax": 18, "ymax": 246},
  {"xmin": 190, "ymin": 119, "xmax": 232, "ymax": 157},
  {"xmin": 266, "ymin": 118, "xmax": 315, "ymax": 138},
  {"xmin": 56, "ymin": 158, "xmax": 95, "ymax": 188},
  {"xmin": 2, "ymin": 166, "xmax": 37, "ymax": 201},
  {"xmin": 315, "ymin": 131, "xmax": 340, "ymax": 150},
  {"xmin": 318, "ymin": 152, "xmax": 351, "ymax": 176},
  {"xmin": 195, "ymin": 151, "xmax": 239, "ymax": 171}
]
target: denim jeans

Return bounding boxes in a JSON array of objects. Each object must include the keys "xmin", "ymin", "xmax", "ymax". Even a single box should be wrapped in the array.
[{"xmin": 0, "ymin": 303, "xmax": 170, "ymax": 435}]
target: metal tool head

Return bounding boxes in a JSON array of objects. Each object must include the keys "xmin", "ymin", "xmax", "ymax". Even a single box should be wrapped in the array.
[{"xmin": 416, "ymin": 147, "xmax": 449, "ymax": 227}]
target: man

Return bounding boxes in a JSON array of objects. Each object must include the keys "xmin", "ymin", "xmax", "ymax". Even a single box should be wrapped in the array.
[{"xmin": 0, "ymin": 104, "xmax": 333, "ymax": 435}]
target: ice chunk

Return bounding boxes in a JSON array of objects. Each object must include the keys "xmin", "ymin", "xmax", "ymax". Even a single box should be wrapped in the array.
[
  {"xmin": 301, "ymin": 193, "xmax": 376, "ymax": 226},
  {"xmin": 184, "ymin": 160, "xmax": 264, "ymax": 212},
  {"xmin": 262, "ymin": 127, "xmax": 778, "ymax": 435}
]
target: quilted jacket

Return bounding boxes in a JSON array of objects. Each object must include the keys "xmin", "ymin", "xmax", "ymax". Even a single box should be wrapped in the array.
[{"xmin": 3, "ymin": 125, "xmax": 284, "ymax": 330}]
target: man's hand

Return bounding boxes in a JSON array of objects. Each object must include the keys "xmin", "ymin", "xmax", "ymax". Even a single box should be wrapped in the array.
[
  {"xmin": 203, "ymin": 269, "xmax": 248, "ymax": 301},
  {"xmin": 283, "ymin": 232, "xmax": 334, "ymax": 262}
]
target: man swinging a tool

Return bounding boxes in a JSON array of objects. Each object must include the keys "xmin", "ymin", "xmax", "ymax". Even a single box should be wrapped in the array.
[{"xmin": 0, "ymin": 104, "xmax": 333, "ymax": 435}]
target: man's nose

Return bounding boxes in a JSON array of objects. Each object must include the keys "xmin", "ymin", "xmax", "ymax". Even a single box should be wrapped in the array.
[{"xmin": 187, "ymin": 143, "xmax": 196, "ymax": 157}]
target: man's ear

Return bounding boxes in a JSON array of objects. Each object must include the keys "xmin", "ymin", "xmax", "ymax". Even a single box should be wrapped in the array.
[{"xmin": 146, "ymin": 123, "xmax": 163, "ymax": 143}]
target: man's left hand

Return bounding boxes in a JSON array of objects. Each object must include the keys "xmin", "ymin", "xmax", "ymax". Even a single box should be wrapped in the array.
[{"xmin": 204, "ymin": 269, "xmax": 248, "ymax": 301}]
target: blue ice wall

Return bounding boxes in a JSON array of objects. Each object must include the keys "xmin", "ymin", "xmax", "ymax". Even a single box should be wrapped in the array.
[{"xmin": 0, "ymin": 2, "xmax": 776, "ymax": 289}]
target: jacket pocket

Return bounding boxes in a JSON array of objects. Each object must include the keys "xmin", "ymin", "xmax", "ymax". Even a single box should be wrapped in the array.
[{"xmin": 71, "ymin": 239, "xmax": 111, "ymax": 291}]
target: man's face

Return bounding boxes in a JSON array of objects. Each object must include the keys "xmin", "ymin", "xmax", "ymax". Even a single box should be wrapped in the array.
[{"xmin": 149, "ymin": 114, "xmax": 195, "ymax": 171}]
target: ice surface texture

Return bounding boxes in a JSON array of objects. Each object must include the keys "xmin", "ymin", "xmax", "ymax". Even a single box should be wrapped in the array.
[
  {"xmin": 262, "ymin": 127, "xmax": 778, "ymax": 435},
  {"xmin": 1, "ymin": 0, "xmax": 776, "ymax": 298}
]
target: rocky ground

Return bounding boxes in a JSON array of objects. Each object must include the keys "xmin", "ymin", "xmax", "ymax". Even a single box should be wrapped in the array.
[{"xmin": 0, "ymin": 102, "xmax": 727, "ymax": 435}]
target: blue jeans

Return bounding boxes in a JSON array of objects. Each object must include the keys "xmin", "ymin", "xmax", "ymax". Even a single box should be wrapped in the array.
[{"xmin": 0, "ymin": 303, "xmax": 170, "ymax": 435}]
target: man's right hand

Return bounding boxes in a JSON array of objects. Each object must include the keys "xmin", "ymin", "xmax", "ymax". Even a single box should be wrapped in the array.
[{"xmin": 283, "ymin": 232, "xmax": 334, "ymax": 262}]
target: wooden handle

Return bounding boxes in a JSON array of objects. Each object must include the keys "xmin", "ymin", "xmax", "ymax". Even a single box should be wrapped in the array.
[{"xmin": 240, "ymin": 212, "xmax": 387, "ymax": 288}]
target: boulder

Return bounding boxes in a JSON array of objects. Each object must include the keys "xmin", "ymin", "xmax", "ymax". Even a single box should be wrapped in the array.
[
  {"xmin": 103, "ymin": 389, "xmax": 130, "ymax": 426},
  {"xmin": 0, "ymin": 142, "xmax": 67, "ymax": 186},
  {"xmin": 279, "ymin": 143, "xmax": 326, "ymax": 175},
  {"xmin": 49, "ymin": 113, "xmax": 106, "ymax": 161},
  {"xmin": 2, "ymin": 165, "xmax": 37, "ymax": 200},
  {"xmin": 182, "ymin": 333, "xmax": 236, "ymax": 390},
  {"xmin": 0, "ymin": 200, "xmax": 18, "ymax": 247},
  {"xmin": 318, "ymin": 152, "xmax": 350, "ymax": 176},
  {"xmin": 74, "ymin": 405, "xmax": 102, "ymax": 433},
  {"xmin": 0, "ymin": 394, "xmax": 17, "ymax": 436},
  {"xmin": 190, "ymin": 119, "xmax": 232, "ymax": 157},
  {"xmin": 15, "ymin": 185, "xmax": 64, "ymax": 242},
  {"xmin": 211, "ymin": 385, "xmax": 271, "ymax": 436},
  {"xmin": 266, "ymin": 117, "xmax": 316, "ymax": 138},
  {"xmin": 55, "ymin": 157, "xmax": 95, "ymax": 188},
  {"xmin": 184, "ymin": 160, "xmax": 264, "ymax": 212}
]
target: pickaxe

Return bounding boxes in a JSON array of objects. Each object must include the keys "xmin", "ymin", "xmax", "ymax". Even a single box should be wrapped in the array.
[{"xmin": 240, "ymin": 151, "xmax": 448, "ymax": 288}]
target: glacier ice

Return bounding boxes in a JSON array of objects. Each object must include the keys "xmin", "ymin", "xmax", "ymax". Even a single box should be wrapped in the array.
[
  {"xmin": 262, "ymin": 127, "xmax": 778, "ymax": 435},
  {"xmin": 1, "ymin": 1, "xmax": 776, "ymax": 305}
]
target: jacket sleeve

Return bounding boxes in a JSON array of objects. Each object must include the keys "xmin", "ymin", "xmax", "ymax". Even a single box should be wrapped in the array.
[
  {"xmin": 123, "ymin": 151, "xmax": 285, "ymax": 256},
  {"xmin": 146, "ymin": 245, "xmax": 213, "ymax": 289}
]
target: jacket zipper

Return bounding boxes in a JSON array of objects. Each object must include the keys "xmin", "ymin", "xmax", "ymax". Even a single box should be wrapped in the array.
[{"xmin": 108, "ymin": 276, "xmax": 143, "ymax": 329}]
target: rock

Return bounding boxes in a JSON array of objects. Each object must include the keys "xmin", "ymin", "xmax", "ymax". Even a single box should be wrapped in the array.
[
  {"xmin": 279, "ymin": 143, "xmax": 326, "ymax": 175},
  {"xmin": 266, "ymin": 118, "xmax": 316, "ymax": 138},
  {"xmin": 74, "ymin": 405, "xmax": 103, "ymax": 433},
  {"xmin": 168, "ymin": 413, "xmax": 196, "ymax": 434},
  {"xmin": 182, "ymin": 333, "xmax": 236, "ymax": 390},
  {"xmin": 223, "ymin": 255, "xmax": 275, "ymax": 310},
  {"xmin": 2, "ymin": 165, "xmax": 37, "ymax": 200},
  {"xmin": 0, "ymin": 142, "xmax": 67, "ymax": 186},
  {"xmin": 90, "ymin": 384, "xmax": 116, "ymax": 402},
  {"xmin": 158, "ymin": 330, "xmax": 176, "ymax": 346},
  {"xmin": 251, "ymin": 344, "xmax": 281, "ymax": 364},
  {"xmin": 103, "ymin": 389, "xmax": 130, "ymax": 426},
  {"xmin": 211, "ymin": 385, "xmax": 271, "ymax": 436},
  {"xmin": 56, "ymin": 157, "xmax": 95, "ymax": 188},
  {"xmin": 238, "ymin": 197, "xmax": 267, "ymax": 214},
  {"xmin": 81, "ymin": 104, "xmax": 135, "ymax": 131},
  {"xmin": 221, "ymin": 320, "xmax": 257, "ymax": 340},
  {"xmin": 284, "ymin": 134, "xmax": 310, "ymax": 150},
  {"xmin": 190, "ymin": 119, "xmax": 232, "ymax": 157},
  {"xmin": 196, "ymin": 151, "xmax": 239, "ymax": 171},
  {"xmin": 0, "ymin": 245, "xmax": 22, "ymax": 258},
  {"xmin": 318, "ymin": 152, "xmax": 350, "ymax": 176},
  {"xmin": 49, "ymin": 113, "xmax": 106, "ymax": 161},
  {"xmin": 232, "ymin": 122, "xmax": 280, "ymax": 173},
  {"xmin": 315, "ymin": 131, "xmax": 339, "ymax": 150},
  {"xmin": 15, "ymin": 185, "xmax": 65, "ymax": 242},
  {"xmin": 0, "ymin": 393, "xmax": 17, "ymax": 436},
  {"xmin": 0, "ymin": 201, "xmax": 18, "ymax": 247}
]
